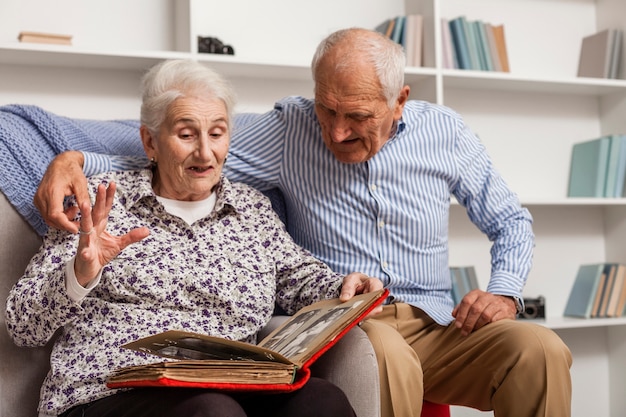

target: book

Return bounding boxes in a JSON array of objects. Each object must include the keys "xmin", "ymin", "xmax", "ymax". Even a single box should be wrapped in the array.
[
  {"xmin": 609, "ymin": 30, "xmax": 622, "ymax": 79},
  {"xmin": 374, "ymin": 18, "xmax": 393, "ymax": 37},
  {"xmin": 404, "ymin": 14, "xmax": 423, "ymax": 68},
  {"xmin": 441, "ymin": 18, "xmax": 457, "ymax": 69},
  {"xmin": 564, "ymin": 263, "xmax": 606, "ymax": 318},
  {"xmin": 577, "ymin": 29, "xmax": 616, "ymax": 79},
  {"xmin": 374, "ymin": 18, "xmax": 395, "ymax": 39},
  {"xmin": 17, "ymin": 31, "xmax": 72, "ymax": 45},
  {"xmin": 595, "ymin": 263, "xmax": 617, "ymax": 317},
  {"xmin": 614, "ymin": 266, "xmax": 626, "ymax": 317},
  {"xmin": 449, "ymin": 266, "xmax": 480, "ymax": 304},
  {"xmin": 567, "ymin": 136, "xmax": 611, "ymax": 197},
  {"xmin": 107, "ymin": 289, "xmax": 388, "ymax": 392},
  {"xmin": 484, "ymin": 22, "xmax": 502, "ymax": 72},
  {"xmin": 449, "ymin": 17, "xmax": 471, "ymax": 70},
  {"xmin": 603, "ymin": 134, "xmax": 626, "ymax": 197},
  {"xmin": 462, "ymin": 17, "xmax": 481, "ymax": 70},
  {"xmin": 605, "ymin": 264, "xmax": 626, "ymax": 317},
  {"xmin": 491, "ymin": 24, "xmax": 510, "ymax": 72},
  {"xmin": 473, "ymin": 21, "xmax": 491, "ymax": 71},
  {"xmin": 391, "ymin": 16, "xmax": 406, "ymax": 45}
]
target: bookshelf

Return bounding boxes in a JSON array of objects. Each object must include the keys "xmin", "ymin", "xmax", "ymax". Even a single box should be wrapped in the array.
[{"xmin": 1, "ymin": 0, "xmax": 626, "ymax": 415}]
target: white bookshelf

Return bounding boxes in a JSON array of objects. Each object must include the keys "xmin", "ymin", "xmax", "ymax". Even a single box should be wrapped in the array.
[{"xmin": 1, "ymin": 0, "xmax": 626, "ymax": 415}]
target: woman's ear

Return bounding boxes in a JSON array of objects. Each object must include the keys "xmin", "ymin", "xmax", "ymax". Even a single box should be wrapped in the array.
[{"xmin": 140, "ymin": 125, "xmax": 156, "ymax": 160}]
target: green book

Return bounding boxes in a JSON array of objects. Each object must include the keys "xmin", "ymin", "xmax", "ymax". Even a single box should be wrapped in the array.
[
  {"xmin": 564, "ymin": 264, "xmax": 606, "ymax": 318},
  {"xmin": 568, "ymin": 136, "xmax": 610, "ymax": 197},
  {"xmin": 603, "ymin": 135, "xmax": 626, "ymax": 197}
]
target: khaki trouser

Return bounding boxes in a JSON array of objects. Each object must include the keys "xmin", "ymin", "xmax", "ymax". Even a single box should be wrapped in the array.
[{"xmin": 360, "ymin": 303, "xmax": 572, "ymax": 417}]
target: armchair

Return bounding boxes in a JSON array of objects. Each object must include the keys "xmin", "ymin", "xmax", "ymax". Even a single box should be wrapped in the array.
[{"xmin": 0, "ymin": 189, "xmax": 382, "ymax": 417}]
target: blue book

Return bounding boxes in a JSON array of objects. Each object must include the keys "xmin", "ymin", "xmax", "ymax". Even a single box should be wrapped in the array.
[
  {"xmin": 464, "ymin": 266, "xmax": 480, "ymax": 291},
  {"xmin": 391, "ymin": 16, "xmax": 406, "ymax": 45},
  {"xmin": 564, "ymin": 264, "xmax": 606, "ymax": 318},
  {"xmin": 462, "ymin": 17, "xmax": 481, "ymax": 70},
  {"xmin": 568, "ymin": 136, "xmax": 611, "ymax": 197},
  {"xmin": 449, "ymin": 266, "xmax": 479, "ymax": 304},
  {"xmin": 604, "ymin": 134, "xmax": 626, "ymax": 197},
  {"xmin": 374, "ymin": 18, "xmax": 393, "ymax": 37},
  {"xmin": 475, "ymin": 21, "xmax": 494, "ymax": 71},
  {"xmin": 449, "ymin": 17, "xmax": 471, "ymax": 69},
  {"xmin": 450, "ymin": 267, "xmax": 468, "ymax": 304}
]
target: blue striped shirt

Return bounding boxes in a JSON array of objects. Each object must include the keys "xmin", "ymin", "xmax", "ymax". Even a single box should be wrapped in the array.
[{"xmin": 84, "ymin": 96, "xmax": 534, "ymax": 325}]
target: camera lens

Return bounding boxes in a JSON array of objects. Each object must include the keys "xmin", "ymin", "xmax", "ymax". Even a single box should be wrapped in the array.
[{"xmin": 523, "ymin": 304, "xmax": 537, "ymax": 319}]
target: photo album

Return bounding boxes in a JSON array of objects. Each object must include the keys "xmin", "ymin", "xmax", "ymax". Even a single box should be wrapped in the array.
[{"xmin": 107, "ymin": 288, "xmax": 389, "ymax": 392}]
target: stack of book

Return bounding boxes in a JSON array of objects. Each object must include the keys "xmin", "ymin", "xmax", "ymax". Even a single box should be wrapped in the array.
[
  {"xmin": 449, "ymin": 266, "xmax": 480, "ymax": 304},
  {"xmin": 564, "ymin": 263, "xmax": 626, "ymax": 318},
  {"xmin": 567, "ymin": 134, "xmax": 626, "ymax": 198},
  {"xmin": 442, "ymin": 16, "xmax": 509, "ymax": 72},
  {"xmin": 577, "ymin": 28, "xmax": 623, "ymax": 79},
  {"xmin": 374, "ymin": 14, "xmax": 424, "ymax": 67}
]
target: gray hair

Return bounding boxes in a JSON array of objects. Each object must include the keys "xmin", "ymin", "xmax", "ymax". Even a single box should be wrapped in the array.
[
  {"xmin": 311, "ymin": 28, "xmax": 406, "ymax": 109},
  {"xmin": 140, "ymin": 59, "xmax": 236, "ymax": 135}
]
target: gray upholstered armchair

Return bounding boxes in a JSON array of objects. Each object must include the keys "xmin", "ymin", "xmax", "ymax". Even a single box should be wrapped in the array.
[{"xmin": 0, "ymin": 190, "xmax": 381, "ymax": 417}]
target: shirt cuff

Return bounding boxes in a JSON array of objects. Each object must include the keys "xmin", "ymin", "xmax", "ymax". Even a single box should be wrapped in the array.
[
  {"xmin": 82, "ymin": 151, "xmax": 113, "ymax": 177},
  {"xmin": 65, "ymin": 257, "xmax": 102, "ymax": 302}
]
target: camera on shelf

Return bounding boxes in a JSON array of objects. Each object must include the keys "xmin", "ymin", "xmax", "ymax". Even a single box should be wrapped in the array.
[
  {"xmin": 518, "ymin": 296, "xmax": 546, "ymax": 320},
  {"xmin": 197, "ymin": 36, "xmax": 234, "ymax": 55}
]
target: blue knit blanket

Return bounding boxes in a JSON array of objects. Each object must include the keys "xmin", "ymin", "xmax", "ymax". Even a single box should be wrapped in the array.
[{"xmin": 0, "ymin": 104, "xmax": 144, "ymax": 236}]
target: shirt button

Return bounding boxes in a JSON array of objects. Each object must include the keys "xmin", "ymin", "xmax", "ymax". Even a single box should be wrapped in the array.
[
  {"xmin": 370, "ymin": 184, "xmax": 377, "ymax": 192},
  {"xmin": 382, "ymin": 261, "xmax": 388, "ymax": 268},
  {"xmin": 378, "ymin": 221, "xmax": 385, "ymax": 228}
]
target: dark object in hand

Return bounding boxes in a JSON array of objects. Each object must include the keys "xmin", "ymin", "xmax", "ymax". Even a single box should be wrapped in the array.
[
  {"xmin": 198, "ymin": 36, "xmax": 234, "ymax": 55},
  {"xmin": 518, "ymin": 296, "xmax": 546, "ymax": 319}
]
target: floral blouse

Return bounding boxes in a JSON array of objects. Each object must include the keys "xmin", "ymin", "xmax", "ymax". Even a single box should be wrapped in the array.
[{"xmin": 5, "ymin": 169, "xmax": 344, "ymax": 416}]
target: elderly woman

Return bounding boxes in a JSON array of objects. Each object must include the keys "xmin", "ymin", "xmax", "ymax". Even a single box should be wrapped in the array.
[{"xmin": 4, "ymin": 60, "xmax": 382, "ymax": 417}]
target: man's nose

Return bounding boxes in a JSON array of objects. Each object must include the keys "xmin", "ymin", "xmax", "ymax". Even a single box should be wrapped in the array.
[{"xmin": 330, "ymin": 117, "xmax": 352, "ymax": 142}]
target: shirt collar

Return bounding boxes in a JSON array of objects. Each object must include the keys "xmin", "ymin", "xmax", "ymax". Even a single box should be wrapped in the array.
[{"xmin": 125, "ymin": 169, "xmax": 238, "ymax": 215}]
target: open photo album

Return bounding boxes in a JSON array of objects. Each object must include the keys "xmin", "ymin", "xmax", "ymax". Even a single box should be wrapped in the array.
[{"xmin": 107, "ymin": 288, "xmax": 389, "ymax": 392}]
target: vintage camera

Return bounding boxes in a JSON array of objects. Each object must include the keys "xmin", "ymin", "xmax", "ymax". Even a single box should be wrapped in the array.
[
  {"xmin": 518, "ymin": 296, "xmax": 545, "ymax": 320},
  {"xmin": 197, "ymin": 36, "xmax": 234, "ymax": 55}
]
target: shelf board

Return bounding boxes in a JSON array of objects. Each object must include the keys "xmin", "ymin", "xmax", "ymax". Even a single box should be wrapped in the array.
[
  {"xmin": 441, "ymin": 69, "xmax": 626, "ymax": 96},
  {"xmin": 451, "ymin": 197, "xmax": 626, "ymax": 207},
  {"xmin": 531, "ymin": 316, "xmax": 626, "ymax": 330},
  {"xmin": 5, "ymin": 44, "xmax": 626, "ymax": 97},
  {"xmin": 195, "ymin": 54, "xmax": 312, "ymax": 81},
  {"xmin": 0, "ymin": 44, "xmax": 316, "ymax": 81},
  {"xmin": 522, "ymin": 198, "xmax": 626, "ymax": 206},
  {"xmin": 0, "ymin": 44, "xmax": 190, "ymax": 71}
]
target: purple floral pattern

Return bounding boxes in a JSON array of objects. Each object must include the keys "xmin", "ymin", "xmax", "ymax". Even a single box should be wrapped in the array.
[{"xmin": 5, "ymin": 169, "xmax": 343, "ymax": 415}]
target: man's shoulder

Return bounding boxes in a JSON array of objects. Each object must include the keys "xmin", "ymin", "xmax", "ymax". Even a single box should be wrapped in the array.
[
  {"xmin": 275, "ymin": 96, "xmax": 315, "ymax": 112},
  {"xmin": 405, "ymin": 100, "xmax": 461, "ymax": 119}
]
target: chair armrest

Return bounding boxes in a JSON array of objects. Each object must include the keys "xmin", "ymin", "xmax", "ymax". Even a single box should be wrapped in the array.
[{"xmin": 260, "ymin": 316, "xmax": 380, "ymax": 417}]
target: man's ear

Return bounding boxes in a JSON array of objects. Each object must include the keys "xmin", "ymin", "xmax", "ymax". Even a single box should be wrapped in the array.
[
  {"xmin": 140, "ymin": 125, "xmax": 156, "ymax": 159},
  {"xmin": 393, "ymin": 85, "xmax": 410, "ymax": 120}
]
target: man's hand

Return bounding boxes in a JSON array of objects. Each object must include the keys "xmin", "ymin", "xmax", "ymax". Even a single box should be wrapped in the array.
[
  {"xmin": 452, "ymin": 289, "xmax": 517, "ymax": 336},
  {"xmin": 339, "ymin": 272, "xmax": 385, "ymax": 317},
  {"xmin": 34, "ymin": 151, "xmax": 89, "ymax": 234}
]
